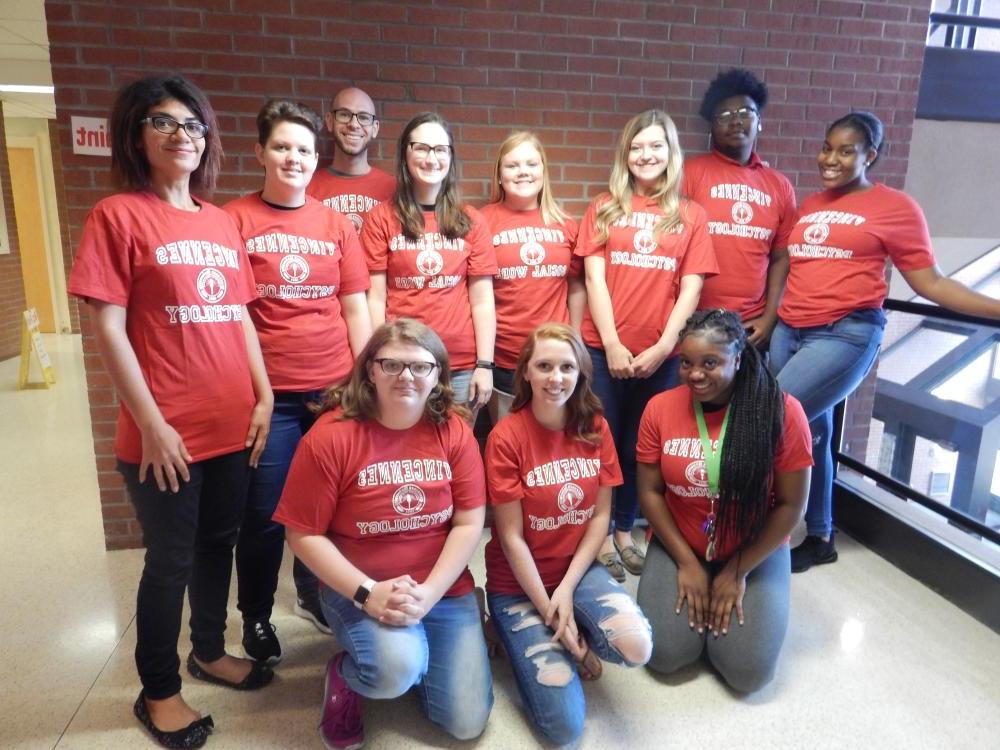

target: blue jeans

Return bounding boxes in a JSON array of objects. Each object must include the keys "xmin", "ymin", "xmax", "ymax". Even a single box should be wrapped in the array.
[
  {"xmin": 588, "ymin": 346, "xmax": 678, "ymax": 532},
  {"xmin": 321, "ymin": 587, "xmax": 493, "ymax": 740},
  {"xmin": 236, "ymin": 390, "xmax": 323, "ymax": 622},
  {"xmin": 770, "ymin": 309, "xmax": 886, "ymax": 537},
  {"xmin": 487, "ymin": 564, "xmax": 651, "ymax": 745}
]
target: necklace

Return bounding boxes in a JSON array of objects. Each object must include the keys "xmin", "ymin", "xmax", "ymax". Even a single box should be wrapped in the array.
[{"xmin": 694, "ymin": 400, "xmax": 730, "ymax": 561}]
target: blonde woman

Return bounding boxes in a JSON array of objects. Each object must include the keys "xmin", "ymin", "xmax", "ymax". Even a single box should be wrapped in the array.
[
  {"xmin": 481, "ymin": 131, "xmax": 586, "ymax": 419},
  {"xmin": 575, "ymin": 109, "xmax": 717, "ymax": 581}
]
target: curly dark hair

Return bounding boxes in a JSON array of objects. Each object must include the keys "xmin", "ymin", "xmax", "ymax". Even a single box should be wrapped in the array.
[{"xmin": 698, "ymin": 68, "xmax": 769, "ymax": 123}]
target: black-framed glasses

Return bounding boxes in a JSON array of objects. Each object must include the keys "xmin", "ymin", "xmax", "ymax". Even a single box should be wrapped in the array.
[
  {"xmin": 141, "ymin": 116, "xmax": 209, "ymax": 139},
  {"xmin": 408, "ymin": 142, "xmax": 452, "ymax": 159},
  {"xmin": 714, "ymin": 106, "xmax": 758, "ymax": 125},
  {"xmin": 373, "ymin": 358, "xmax": 439, "ymax": 377},
  {"xmin": 331, "ymin": 108, "xmax": 376, "ymax": 127}
]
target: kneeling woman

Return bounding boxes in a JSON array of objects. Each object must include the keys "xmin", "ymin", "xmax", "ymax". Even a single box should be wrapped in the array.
[
  {"xmin": 485, "ymin": 323, "xmax": 651, "ymax": 745},
  {"xmin": 636, "ymin": 310, "xmax": 812, "ymax": 692},
  {"xmin": 273, "ymin": 319, "xmax": 492, "ymax": 748}
]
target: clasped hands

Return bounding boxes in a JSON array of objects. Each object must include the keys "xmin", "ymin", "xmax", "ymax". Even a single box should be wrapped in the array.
[{"xmin": 362, "ymin": 575, "xmax": 437, "ymax": 627}]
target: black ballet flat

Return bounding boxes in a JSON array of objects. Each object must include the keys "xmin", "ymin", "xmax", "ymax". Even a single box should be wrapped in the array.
[
  {"xmin": 133, "ymin": 690, "xmax": 214, "ymax": 749},
  {"xmin": 186, "ymin": 652, "xmax": 274, "ymax": 691}
]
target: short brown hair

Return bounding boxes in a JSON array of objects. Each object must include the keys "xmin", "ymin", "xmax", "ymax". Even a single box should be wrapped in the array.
[
  {"xmin": 256, "ymin": 99, "xmax": 322, "ymax": 147},
  {"xmin": 109, "ymin": 74, "xmax": 221, "ymax": 193}
]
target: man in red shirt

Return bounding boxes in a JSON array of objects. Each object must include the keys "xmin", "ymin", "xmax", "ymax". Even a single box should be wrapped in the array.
[{"xmin": 307, "ymin": 87, "xmax": 395, "ymax": 234}]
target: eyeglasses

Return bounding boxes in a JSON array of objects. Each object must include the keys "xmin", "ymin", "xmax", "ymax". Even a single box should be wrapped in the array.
[
  {"xmin": 141, "ymin": 116, "xmax": 209, "ymax": 139},
  {"xmin": 373, "ymin": 358, "xmax": 439, "ymax": 377},
  {"xmin": 331, "ymin": 108, "xmax": 376, "ymax": 127},
  {"xmin": 714, "ymin": 106, "xmax": 758, "ymax": 125},
  {"xmin": 409, "ymin": 142, "xmax": 452, "ymax": 159}
]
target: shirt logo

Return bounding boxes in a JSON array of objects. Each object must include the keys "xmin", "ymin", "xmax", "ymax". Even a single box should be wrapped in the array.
[
  {"xmin": 347, "ymin": 213, "xmax": 363, "ymax": 233},
  {"xmin": 279, "ymin": 254, "xmax": 310, "ymax": 284},
  {"xmin": 416, "ymin": 249, "xmax": 444, "ymax": 276},
  {"xmin": 633, "ymin": 229, "xmax": 657, "ymax": 254},
  {"xmin": 803, "ymin": 223, "xmax": 830, "ymax": 245},
  {"xmin": 519, "ymin": 240, "xmax": 546, "ymax": 266},
  {"xmin": 392, "ymin": 484, "xmax": 426, "ymax": 515},
  {"xmin": 557, "ymin": 482, "xmax": 584, "ymax": 512},
  {"xmin": 684, "ymin": 460, "xmax": 709, "ymax": 487},
  {"xmin": 196, "ymin": 268, "xmax": 227, "ymax": 303},
  {"xmin": 731, "ymin": 201, "xmax": 753, "ymax": 225}
]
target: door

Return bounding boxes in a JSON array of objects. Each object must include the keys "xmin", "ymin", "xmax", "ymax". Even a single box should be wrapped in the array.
[{"xmin": 9, "ymin": 146, "xmax": 55, "ymax": 332}]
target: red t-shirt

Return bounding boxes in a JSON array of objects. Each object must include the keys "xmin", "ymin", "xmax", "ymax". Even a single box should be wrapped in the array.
[
  {"xmin": 778, "ymin": 183, "xmax": 936, "ymax": 328},
  {"xmin": 636, "ymin": 386, "xmax": 813, "ymax": 562},
  {"xmin": 223, "ymin": 194, "xmax": 370, "ymax": 391},
  {"xmin": 484, "ymin": 409, "xmax": 623, "ymax": 595},
  {"xmin": 67, "ymin": 191, "xmax": 257, "ymax": 464},
  {"xmin": 682, "ymin": 151, "xmax": 797, "ymax": 320},
  {"xmin": 575, "ymin": 194, "xmax": 718, "ymax": 353},
  {"xmin": 274, "ymin": 411, "xmax": 485, "ymax": 597},
  {"xmin": 480, "ymin": 203, "xmax": 582, "ymax": 369},
  {"xmin": 306, "ymin": 166, "xmax": 395, "ymax": 233},
  {"xmin": 362, "ymin": 202, "xmax": 498, "ymax": 370}
]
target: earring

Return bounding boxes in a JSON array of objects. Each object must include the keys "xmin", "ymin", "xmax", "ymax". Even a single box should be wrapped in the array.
[{"xmin": 757, "ymin": 122, "xmax": 763, "ymax": 132}]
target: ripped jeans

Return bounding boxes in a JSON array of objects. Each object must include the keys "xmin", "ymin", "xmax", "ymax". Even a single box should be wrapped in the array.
[{"xmin": 487, "ymin": 564, "xmax": 652, "ymax": 745}]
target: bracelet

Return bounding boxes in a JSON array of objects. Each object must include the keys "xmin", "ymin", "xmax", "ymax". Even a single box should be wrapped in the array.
[{"xmin": 474, "ymin": 360, "xmax": 495, "ymax": 370}]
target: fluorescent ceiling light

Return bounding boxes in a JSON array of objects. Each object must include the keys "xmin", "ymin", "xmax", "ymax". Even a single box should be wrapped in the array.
[{"xmin": 0, "ymin": 85, "xmax": 55, "ymax": 94}]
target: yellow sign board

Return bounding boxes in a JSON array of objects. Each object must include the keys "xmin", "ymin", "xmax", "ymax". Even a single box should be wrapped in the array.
[{"xmin": 18, "ymin": 308, "xmax": 56, "ymax": 389}]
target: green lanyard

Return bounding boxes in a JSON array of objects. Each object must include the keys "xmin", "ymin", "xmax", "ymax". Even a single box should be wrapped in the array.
[{"xmin": 693, "ymin": 400, "xmax": 730, "ymax": 498}]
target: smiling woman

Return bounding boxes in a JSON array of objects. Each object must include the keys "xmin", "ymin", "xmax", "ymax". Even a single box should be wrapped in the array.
[
  {"xmin": 272, "ymin": 318, "xmax": 493, "ymax": 748},
  {"xmin": 769, "ymin": 110, "xmax": 1000, "ymax": 574},
  {"xmin": 221, "ymin": 99, "xmax": 373, "ymax": 667},
  {"xmin": 66, "ymin": 75, "xmax": 275, "ymax": 749},
  {"xmin": 481, "ymin": 131, "xmax": 586, "ymax": 421},
  {"xmin": 361, "ymin": 113, "xmax": 498, "ymax": 415}
]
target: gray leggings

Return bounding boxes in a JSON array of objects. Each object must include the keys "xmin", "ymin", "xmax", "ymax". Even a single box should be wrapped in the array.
[{"xmin": 636, "ymin": 539, "xmax": 790, "ymax": 693}]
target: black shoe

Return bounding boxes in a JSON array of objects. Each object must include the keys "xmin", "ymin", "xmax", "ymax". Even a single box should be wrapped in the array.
[
  {"xmin": 186, "ymin": 652, "xmax": 274, "ymax": 691},
  {"xmin": 791, "ymin": 534, "xmax": 838, "ymax": 573},
  {"xmin": 295, "ymin": 597, "xmax": 332, "ymax": 635},
  {"xmin": 242, "ymin": 619, "xmax": 282, "ymax": 665},
  {"xmin": 133, "ymin": 690, "xmax": 214, "ymax": 749}
]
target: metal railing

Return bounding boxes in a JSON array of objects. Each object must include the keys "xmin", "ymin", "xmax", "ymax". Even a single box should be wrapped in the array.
[{"xmin": 831, "ymin": 297, "xmax": 1000, "ymax": 547}]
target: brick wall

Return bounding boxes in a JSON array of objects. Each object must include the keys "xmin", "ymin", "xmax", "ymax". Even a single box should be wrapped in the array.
[
  {"xmin": 45, "ymin": 0, "xmax": 930, "ymax": 549},
  {"xmin": 0, "ymin": 107, "xmax": 26, "ymax": 360}
]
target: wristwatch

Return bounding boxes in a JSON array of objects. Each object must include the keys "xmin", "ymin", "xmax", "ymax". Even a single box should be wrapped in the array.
[
  {"xmin": 474, "ymin": 360, "xmax": 495, "ymax": 370},
  {"xmin": 353, "ymin": 578, "xmax": 375, "ymax": 610}
]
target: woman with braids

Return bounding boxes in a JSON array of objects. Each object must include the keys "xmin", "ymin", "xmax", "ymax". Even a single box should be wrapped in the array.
[
  {"xmin": 636, "ymin": 309, "xmax": 812, "ymax": 692},
  {"xmin": 273, "ymin": 319, "xmax": 492, "ymax": 749},
  {"xmin": 485, "ymin": 323, "xmax": 651, "ymax": 745},
  {"xmin": 771, "ymin": 111, "xmax": 1000, "ymax": 572},
  {"xmin": 576, "ymin": 109, "xmax": 717, "ymax": 581},
  {"xmin": 683, "ymin": 69, "xmax": 797, "ymax": 346},
  {"xmin": 362, "ymin": 112, "xmax": 497, "ymax": 414}
]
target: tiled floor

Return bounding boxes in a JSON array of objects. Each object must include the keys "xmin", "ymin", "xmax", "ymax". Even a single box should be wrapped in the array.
[{"xmin": 3, "ymin": 334, "xmax": 998, "ymax": 750}]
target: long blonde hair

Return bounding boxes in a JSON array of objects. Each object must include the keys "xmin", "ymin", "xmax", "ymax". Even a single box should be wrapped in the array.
[
  {"xmin": 488, "ymin": 131, "xmax": 568, "ymax": 226},
  {"xmin": 594, "ymin": 109, "xmax": 684, "ymax": 243}
]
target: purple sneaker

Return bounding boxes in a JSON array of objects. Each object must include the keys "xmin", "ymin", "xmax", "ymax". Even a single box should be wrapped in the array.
[{"xmin": 320, "ymin": 652, "xmax": 363, "ymax": 750}]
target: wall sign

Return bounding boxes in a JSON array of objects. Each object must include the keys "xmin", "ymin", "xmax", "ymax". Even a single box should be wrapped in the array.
[{"xmin": 71, "ymin": 116, "xmax": 111, "ymax": 157}]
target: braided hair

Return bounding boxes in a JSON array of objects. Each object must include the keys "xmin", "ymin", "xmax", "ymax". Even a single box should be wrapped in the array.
[{"xmin": 679, "ymin": 309, "xmax": 785, "ymax": 553}]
